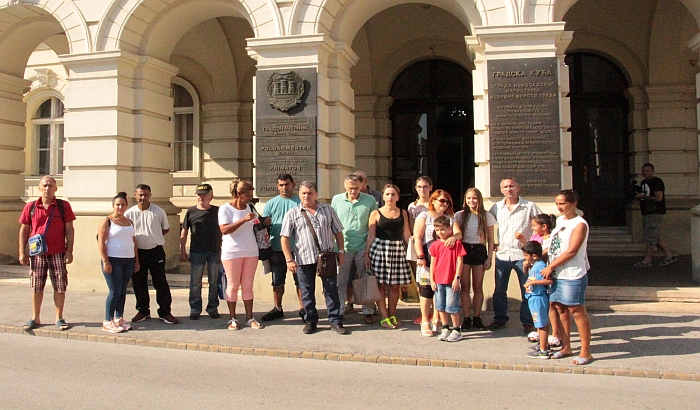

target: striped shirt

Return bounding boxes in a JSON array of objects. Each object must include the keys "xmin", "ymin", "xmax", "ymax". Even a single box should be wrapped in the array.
[
  {"xmin": 280, "ymin": 202, "xmax": 344, "ymax": 266},
  {"xmin": 489, "ymin": 197, "xmax": 541, "ymax": 261}
]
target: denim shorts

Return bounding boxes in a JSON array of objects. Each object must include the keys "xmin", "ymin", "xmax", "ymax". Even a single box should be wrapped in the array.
[
  {"xmin": 549, "ymin": 276, "xmax": 588, "ymax": 306},
  {"xmin": 434, "ymin": 284, "xmax": 461, "ymax": 314}
]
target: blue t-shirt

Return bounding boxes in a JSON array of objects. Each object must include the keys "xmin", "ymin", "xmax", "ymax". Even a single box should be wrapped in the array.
[
  {"xmin": 263, "ymin": 195, "xmax": 300, "ymax": 251},
  {"xmin": 525, "ymin": 260, "xmax": 548, "ymax": 298}
]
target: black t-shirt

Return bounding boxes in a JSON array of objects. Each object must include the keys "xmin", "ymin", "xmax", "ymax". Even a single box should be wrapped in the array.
[
  {"xmin": 640, "ymin": 177, "xmax": 665, "ymax": 215},
  {"xmin": 182, "ymin": 206, "xmax": 221, "ymax": 253}
]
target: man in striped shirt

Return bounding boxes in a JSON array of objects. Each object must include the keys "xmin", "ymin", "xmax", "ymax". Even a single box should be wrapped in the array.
[
  {"xmin": 488, "ymin": 178, "xmax": 541, "ymax": 333},
  {"xmin": 281, "ymin": 181, "xmax": 348, "ymax": 335}
]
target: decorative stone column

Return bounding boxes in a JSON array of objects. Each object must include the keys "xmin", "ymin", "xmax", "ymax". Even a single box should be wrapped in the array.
[
  {"xmin": 0, "ymin": 72, "xmax": 29, "ymax": 260},
  {"xmin": 247, "ymin": 34, "xmax": 359, "ymax": 200},
  {"xmin": 689, "ymin": 34, "xmax": 700, "ymax": 280},
  {"xmin": 467, "ymin": 23, "xmax": 573, "ymax": 209},
  {"xmin": 59, "ymin": 51, "xmax": 180, "ymax": 291},
  {"xmin": 354, "ymin": 95, "xmax": 393, "ymax": 189},
  {"xmin": 465, "ymin": 23, "xmax": 573, "ymax": 311}
]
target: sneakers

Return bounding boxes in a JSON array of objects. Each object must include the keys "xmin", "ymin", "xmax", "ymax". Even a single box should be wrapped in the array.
[
  {"xmin": 527, "ymin": 349, "xmax": 551, "ymax": 359},
  {"xmin": 102, "ymin": 320, "xmax": 124, "ymax": 333},
  {"xmin": 472, "ymin": 317, "xmax": 486, "ymax": 330},
  {"xmin": 208, "ymin": 311, "xmax": 221, "ymax": 319},
  {"xmin": 460, "ymin": 317, "xmax": 471, "ymax": 332},
  {"xmin": 659, "ymin": 256, "xmax": 678, "ymax": 266},
  {"xmin": 131, "ymin": 312, "xmax": 150, "ymax": 323},
  {"xmin": 261, "ymin": 307, "xmax": 284, "ymax": 322},
  {"xmin": 116, "ymin": 317, "xmax": 131, "ymax": 331},
  {"xmin": 437, "ymin": 328, "xmax": 451, "ymax": 341},
  {"xmin": 446, "ymin": 329, "xmax": 463, "ymax": 342},
  {"xmin": 158, "ymin": 314, "xmax": 179, "ymax": 325}
]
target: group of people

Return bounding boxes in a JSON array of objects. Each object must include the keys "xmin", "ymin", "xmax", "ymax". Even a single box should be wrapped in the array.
[{"xmin": 18, "ymin": 164, "xmax": 672, "ymax": 365}]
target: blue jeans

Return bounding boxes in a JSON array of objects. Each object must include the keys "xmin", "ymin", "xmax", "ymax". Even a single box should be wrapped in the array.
[
  {"xmin": 297, "ymin": 264, "xmax": 341, "ymax": 325},
  {"xmin": 493, "ymin": 258, "xmax": 533, "ymax": 327},
  {"xmin": 189, "ymin": 252, "xmax": 221, "ymax": 315},
  {"xmin": 102, "ymin": 257, "xmax": 134, "ymax": 321}
]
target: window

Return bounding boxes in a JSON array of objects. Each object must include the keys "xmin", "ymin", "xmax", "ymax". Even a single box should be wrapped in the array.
[
  {"xmin": 171, "ymin": 79, "xmax": 199, "ymax": 176},
  {"xmin": 32, "ymin": 97, "xmax": 64, "ymax": 175}
]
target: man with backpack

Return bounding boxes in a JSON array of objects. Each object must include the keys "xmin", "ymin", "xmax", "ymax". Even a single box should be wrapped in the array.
[{"xmin": 19, "ymin": 176, "xmax": 76, "ymax": 331}]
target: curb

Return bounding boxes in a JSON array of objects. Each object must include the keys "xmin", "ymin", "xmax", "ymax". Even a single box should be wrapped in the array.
[{"xmin": 2, "ymin": 324, "xmax": 698, "ymax": 382}]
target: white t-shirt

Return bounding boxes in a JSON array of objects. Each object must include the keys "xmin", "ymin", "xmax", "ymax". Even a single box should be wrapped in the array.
[
  {"xmin": 549, "ymin": 215, "xmax": 589, "ymax": 280},
  {"xmin": 218, "ymin": 203, "xmax": 258, "ymax": 260},
  {"xmin": 454, "ymin": 210, "xmax": 497, "ymax": 244},
  {"xmin": 415, "ymin": 211, "xmax": 454, "ymax": 245},
  {"xmin": 125, "ymin": 204, "xmax": 169, "ymax": 250}
]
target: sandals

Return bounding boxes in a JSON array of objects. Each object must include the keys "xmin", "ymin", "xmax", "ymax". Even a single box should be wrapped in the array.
[
  {"xmin": 551, "ymin": 351, "xmax": 571, "ymax": 359},
  {"xmin": 227, "ymin": 318, "xmax": 239, "ymax": 330},
  {"xmin": 571, "ymin": 356, "xmax": 593, "ymax": 365},
  {"xmin": 246, "ymin": 318, "xmax": 264, "ymax": 329},
  {"xmin": 364, "ymin": 314, "xmax": 377, "ymax": 324},
  {"xmin": 659, "ymin": 256, "xmax": 678, "ymax": 266},
  {"xmin": 23, "ymin": 320, "xmax": 39, "ymax": 331},
  {"xmin": 380, "ymin": 317, "xmax": 396, "ymax": 329},
  {"xmin": 420, "ymin": 321, "xmax": 433, "ymax": 337},
  {"xmin": 633, "ymin": 261, "xmax": 652, "ymax": 268},
  {"xmin": 56, "ymin": 319, "xmax": 69, "ymax": 331},
  {"xmin": 389, "ymin": 316, "xmax": 401, "ymax": 327},
  {"xmin": 527, "ymin": 331, "xmax": 539, "ymax": 343}
]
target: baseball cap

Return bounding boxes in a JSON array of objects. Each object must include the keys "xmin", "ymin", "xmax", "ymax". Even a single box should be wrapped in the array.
[{"xmin": 195, "ymin": 183, "xmax": 213, "ymax": 194}]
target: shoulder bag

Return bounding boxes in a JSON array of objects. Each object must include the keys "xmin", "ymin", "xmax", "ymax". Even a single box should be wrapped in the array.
[
  {"xmin": 300, "ymin": 209, "xmax": 337, "ymax": 279},
  {"xmin": 249, "ymin": 204, "xmax": 273, "ymax": 261}
]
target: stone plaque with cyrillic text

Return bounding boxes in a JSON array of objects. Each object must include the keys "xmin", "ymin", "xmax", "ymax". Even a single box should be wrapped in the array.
[{"xmin": 488, "ymin": 58, "xmax": 561, "ymax": 197}]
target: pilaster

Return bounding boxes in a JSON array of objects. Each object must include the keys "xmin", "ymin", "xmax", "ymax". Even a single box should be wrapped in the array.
[
  {"xmin": 248, "ymin": 34, "xmax": 358, "ymax": 199},
  {"xmin": 467, "ymin": 23, "xmax": 572, "ymax": 203},
  {"xmin": 0, "ymin": 72, "xmax": 30, "ymax": 259},
  {"xmin": 58, "ymin": 50, "xmax": 181, "ymax": 290}
]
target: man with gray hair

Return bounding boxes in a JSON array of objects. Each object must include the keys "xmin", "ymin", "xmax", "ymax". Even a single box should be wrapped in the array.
[
  {"xmin": 331, "ymin": 174, "xmax": 378, "ymax": 323},
  {"xmin": 354, "ymin": 170, "xmax": 384, "ymax": 207},
  {"xmin": 281, "ymin": 181, "xmax": 348, "ymax": 335}
]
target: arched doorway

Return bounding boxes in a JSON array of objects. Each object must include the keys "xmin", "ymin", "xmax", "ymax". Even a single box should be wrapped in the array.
[
  {"xmin": 566, "ymin": 52, "xmax": 630, "ymax": 226},
  {"xmin": 390, "ymin": 60, "xmax": 474, "ymax": 209}
]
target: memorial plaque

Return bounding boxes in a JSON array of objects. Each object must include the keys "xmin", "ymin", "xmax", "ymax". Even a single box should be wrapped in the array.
[
  {"xmin": 488, "ymin": 58, "xmax": 561, "ymax": 197},
  {"xmin": 255, "ymin": 68, "xmax": 317, "ymax": 198}
]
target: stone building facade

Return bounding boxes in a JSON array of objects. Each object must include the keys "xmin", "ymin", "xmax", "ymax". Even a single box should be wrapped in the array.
[{"xmin": 1, "ymin": 0, "xmax": 698, "ymax": 292}]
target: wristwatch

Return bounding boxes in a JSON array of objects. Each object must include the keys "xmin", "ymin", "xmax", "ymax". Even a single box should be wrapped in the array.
[{"xmin": 455, "ymin": 276, "xmax": 461, "ymax": 279}]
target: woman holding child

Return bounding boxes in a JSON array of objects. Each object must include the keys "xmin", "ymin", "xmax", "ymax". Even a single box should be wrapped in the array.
[
  {"xmin": 541, "ymin": 189, "xmax": 592, "ymax": 365},
  {"xmin": 364, "ymin": 185, "xmax": 413, "ymax": 328}
]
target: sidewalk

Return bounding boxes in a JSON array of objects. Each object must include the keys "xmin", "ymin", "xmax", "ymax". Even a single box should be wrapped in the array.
[{"xmin": 1, "ymin": 281, "xmax": 699, "ymax": 380}]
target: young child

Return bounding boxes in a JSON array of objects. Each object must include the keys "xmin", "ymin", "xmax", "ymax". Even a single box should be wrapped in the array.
[
  {"xmin": 516, "ymin": 214, "xmax": 555, "ymax": 253},
  {"xmin": 522, "ymin": 241, "xmax": 553, "ymax": 359},
  {"xmin": 429, "ymin": 216, "xmax": 467, "ymax": 342}
]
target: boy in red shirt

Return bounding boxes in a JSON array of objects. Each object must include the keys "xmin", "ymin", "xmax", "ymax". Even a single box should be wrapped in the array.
[{"xmin": 429, "ymin": 216, "xmax": 467, "ymax": 342}]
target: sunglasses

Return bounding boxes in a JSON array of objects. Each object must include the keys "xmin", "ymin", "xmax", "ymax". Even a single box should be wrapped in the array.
[{"xmin": 435, "ymin": 198, "xmax": 450, "ymax": 205}]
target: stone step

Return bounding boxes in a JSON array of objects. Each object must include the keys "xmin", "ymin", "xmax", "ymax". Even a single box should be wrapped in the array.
[{"xmin": 587, "ymin": 243, "xmax": 647, "ymax": 256}]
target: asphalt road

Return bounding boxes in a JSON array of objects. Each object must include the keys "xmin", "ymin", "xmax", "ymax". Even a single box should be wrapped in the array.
[{"xmin": 1, "ymin": 332, "xmax": 698, "ymax": 409}]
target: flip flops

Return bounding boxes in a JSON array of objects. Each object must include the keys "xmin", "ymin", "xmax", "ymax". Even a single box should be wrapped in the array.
[
  {"xmin": 55, "ymin": 319, "xmax": 69, "ymax": 331},
  {"xmin": 23, "ymin": 320, "xmax": 39, "ymax": 331},
  {"xmin": 551, "ymin": 351, "xmax": 570, "ymax": 359},
  {"xmin": 659, "ymin": 256, "xmax": 678, "ymax": 266},
  {"xmin": 633, "ymin": 261, "xmax": 652, "ymax": 268},
  {"xmin": 246, "ymin": 318, "xmax": 264, "ymax": 329},
  {"xmin": 571, "ymin": 356, "xmax": 593, "ymax": 365}
]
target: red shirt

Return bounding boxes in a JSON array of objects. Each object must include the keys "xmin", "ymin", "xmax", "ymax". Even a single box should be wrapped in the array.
[
  {"xmin": 19, "ymin": 198, "xmax": 76, "ymax": 255},
  {"xmin": 429, "ymin": 240, "xmax": 466, "ymax": 285}
]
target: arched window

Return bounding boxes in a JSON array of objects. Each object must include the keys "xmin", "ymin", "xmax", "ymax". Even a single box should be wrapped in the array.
[
  {"xmin": 32, "ymin": 97, "xmax": 64, "ymax": 175},
  {"xmin": 171, "ymin": 78, "xmax": 200, "ymax": 176}
]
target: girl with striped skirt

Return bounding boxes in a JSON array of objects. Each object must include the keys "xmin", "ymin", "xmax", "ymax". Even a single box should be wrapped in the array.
[{"xmin": 364, "ymin": 184, "xmax": 412, "ymax": 328}]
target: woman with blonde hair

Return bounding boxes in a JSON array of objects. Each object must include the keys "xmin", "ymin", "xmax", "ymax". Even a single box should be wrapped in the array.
[{"xmin": 218, "ymin": 179, "xmax": 263, "ymax": 330}]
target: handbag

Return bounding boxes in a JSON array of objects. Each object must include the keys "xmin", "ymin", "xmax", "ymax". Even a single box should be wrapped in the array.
[
  {"xmin": 249, "ymin": 204, "xmax": 272, "ymax": 261},
  {"xmin": 28, "ymin": 207, "xmax": 55, "ymax": 257},
  {"xmin": 217, "ymin": 263, "xmax": 227, "ymax": 300},
  {"xmin": 300, "ymin": 209, "xmax": 338, "ymax": 278},
  {"xmin": 353, "ymin": 272, "xmax": 381, "ymax": 304},
  {"xmin": 406, "ymin": 237, "xmax": 417, "ymax": 261}
]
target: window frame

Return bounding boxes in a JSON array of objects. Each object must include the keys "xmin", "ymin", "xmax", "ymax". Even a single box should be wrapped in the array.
[
  {"xmin": 28, "ymin": 94, "xmax": 65, "ymax": 176},
  {"xmin": 171, "ymin": 77, "xmax": 200, "ymax": 179}
]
